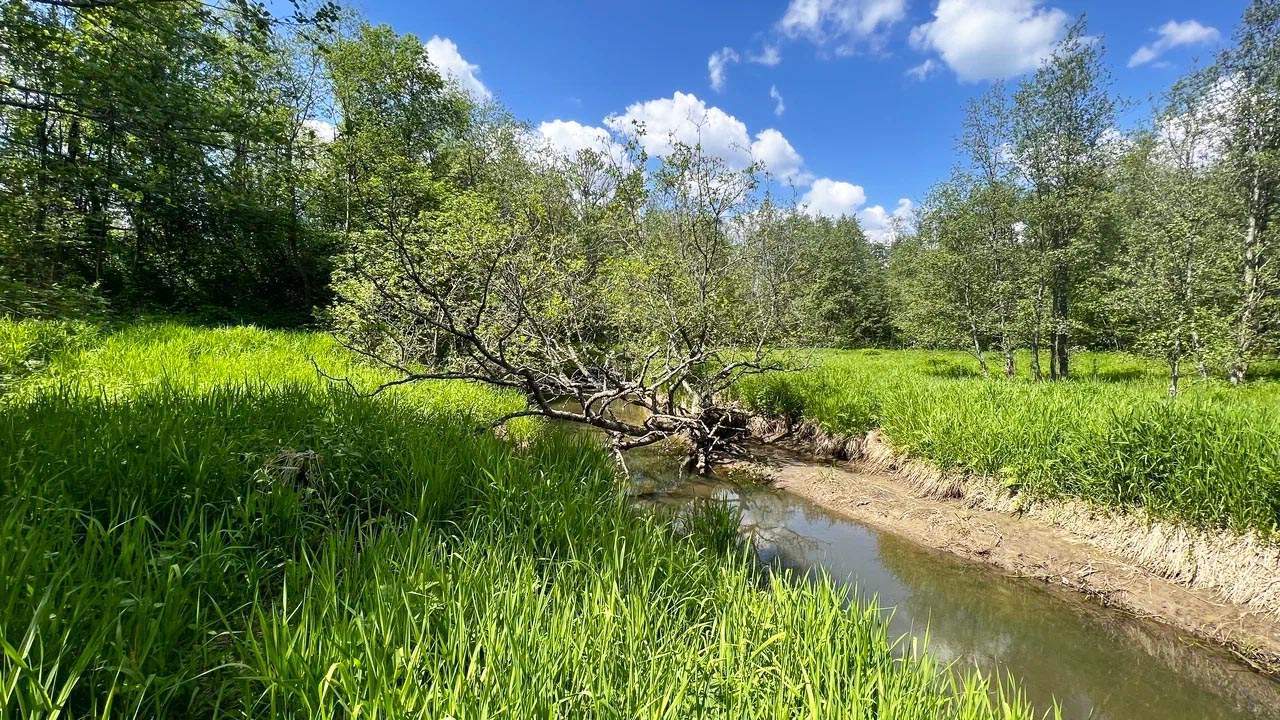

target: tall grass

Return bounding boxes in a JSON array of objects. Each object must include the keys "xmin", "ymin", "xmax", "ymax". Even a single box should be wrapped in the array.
[
  {"xmin": 735, "ymin": 349, "xmax": 1280, "ymax": 535},
  {"xmin": 0, "ymin": 317, "xmax": 100, "ymax": 390},
  {"xmin": 0, "ymin": 320, "xmax": 1043, "ymax": 719}
]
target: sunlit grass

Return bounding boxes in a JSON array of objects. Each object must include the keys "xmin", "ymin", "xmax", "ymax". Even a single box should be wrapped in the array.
[
  {"xmin": 0, "ymin": 319, "xmax": 1045, "ymax": 719},
  {"xmin": 735, "ymin": 349, "xmax": 1280, "ymax": 535}
]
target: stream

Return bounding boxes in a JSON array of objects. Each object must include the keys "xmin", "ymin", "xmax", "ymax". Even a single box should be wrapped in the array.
[{"xmin": 621, "ymin": 442, "xmax": 1280, "ymax": 720}]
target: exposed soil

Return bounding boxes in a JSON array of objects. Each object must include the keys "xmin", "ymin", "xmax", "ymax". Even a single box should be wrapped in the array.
[{"xmin": 738, "ymin": 440, "xmax": 1280, "ymax": 676}]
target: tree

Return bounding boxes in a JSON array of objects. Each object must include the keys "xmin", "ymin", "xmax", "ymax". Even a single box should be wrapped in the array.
[
  {"xmin": 895, "ymin": 178, "xmax": 997, "ymax": 370},
  {"xmin": 1109, "ymin": 105, "xmax": 1236, "ymax": 395},
  {"xmin": 789, "ymin": 214, "xmax": 891, "ymax": 347},
  {"xmin": 0, "ymin": 0, "xmax": 339, "ymax": 316},
  {"xmin": 330, "ymin": 118, "xmax": 810, "ymax": 473},
  {"xmin": 958, "ymin": 84, "xmax": 1032, "ymax": 377},
  {"xmin": 1203, "ymin": 0, "xmax": 1280, "ymax": 384},
  {"xmin": 1012, "ymin": 21, "xmax": 1116, "ymax": 379},
  {"xmin": 888, "ymin": 86, "xmax": 1034, "ymax": 376}
]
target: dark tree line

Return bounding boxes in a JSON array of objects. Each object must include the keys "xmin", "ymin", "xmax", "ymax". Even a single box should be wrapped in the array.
[{"xmin": 1, "ymin": 0, "xmax": 340, "ymax": 319}]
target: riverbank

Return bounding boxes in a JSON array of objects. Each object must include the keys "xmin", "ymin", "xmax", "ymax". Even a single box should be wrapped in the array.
[
  {"xmin": 733, "ymin": 349, "xmax": 1280, "ymax": 536},
  {"xmin": 743, "ymin": 419, "xmax": 1280, "ymax": 674}
]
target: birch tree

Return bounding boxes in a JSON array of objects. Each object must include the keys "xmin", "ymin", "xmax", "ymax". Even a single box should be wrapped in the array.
[
  {"xmin": 960, "ymin": 84, "xmax": 1030, "ymax": 377},
  {"xmin": 1012, "ymin": 21, "xmax": 1116, "ymax": 380},
  {"xmin": 1208, "ymin": 0, "xmax": 1280, "ymax": 384},
  {"xmin": 1110, "ymin": 111, "xmax": 1235, "ymax": 395}
]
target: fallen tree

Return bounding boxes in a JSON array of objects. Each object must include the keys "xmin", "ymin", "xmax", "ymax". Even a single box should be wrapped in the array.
[{"xmin": 329, "ymin": 119, "xmax": 810, "ymax": 472}]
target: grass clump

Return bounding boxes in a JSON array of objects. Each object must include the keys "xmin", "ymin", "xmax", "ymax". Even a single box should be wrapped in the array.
[
  {"xmin": 0, "ymin": 317, "xmax": 101, "ymax": 390},
  {"xmin": 735, "ymin": 349, "xmax": 1280, "ymax": 535},
  {"xmin": 0, "ymin": 320, "xmax": 1044, "ymax": 719}
]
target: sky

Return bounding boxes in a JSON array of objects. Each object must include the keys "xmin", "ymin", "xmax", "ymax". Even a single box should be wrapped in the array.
[{"xmin": 344, "ymin": 0, "xmax": 1248, "ymax": 240}]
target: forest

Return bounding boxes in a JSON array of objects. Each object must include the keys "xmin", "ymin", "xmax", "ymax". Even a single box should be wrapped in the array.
[
  {"xmin": 2, "ymin": 1, "xmax": 1276, "ymax": 389},
  {"xmin": 1, "ymin": 0, "xmax": 1279, "ymax": 718}
]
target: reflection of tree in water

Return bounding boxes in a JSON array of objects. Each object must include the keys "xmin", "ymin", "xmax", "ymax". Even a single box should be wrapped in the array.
[
  {"xmin": 874, "ymin": 532, "xmax": 1280, "ymax": 720},
  {"xmin": 626, "ymin": 453, "xmax": 1280, "ymax": 720}
]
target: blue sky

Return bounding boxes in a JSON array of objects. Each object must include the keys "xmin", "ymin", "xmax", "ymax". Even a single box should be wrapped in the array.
[{"xmin": 347, "ymin": 0, "xmax": 1247, "ymax": 238}]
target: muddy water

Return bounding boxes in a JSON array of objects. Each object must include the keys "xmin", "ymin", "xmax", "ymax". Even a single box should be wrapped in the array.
[{"xmin": 622, "ymin": 446, "xmax": 1280, "ymax": 720}]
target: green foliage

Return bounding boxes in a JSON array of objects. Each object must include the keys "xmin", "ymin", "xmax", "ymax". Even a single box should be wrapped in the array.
[
  {"xmin": 1105, "ymin": 130, "xmax": 1238, "ymax": 390},
  {"xmin": 789, "ymin": 214, "xmax": 892, "ymax": 346},
  {"xmin": 0, "ymin": 320, "xmax": 1042, "ymax": 719},
  {"xmin": 735, "ymin": 350, "xmax": 1280, "ymax": 535},
  {"xmin": 0, "ymin": 0, "xmax": 340, "ymax": 317}
]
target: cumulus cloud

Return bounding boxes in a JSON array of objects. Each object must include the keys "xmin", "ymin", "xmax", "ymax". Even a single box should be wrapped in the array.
[
  {"xmin": 750, "ymin": 128, "xmax": 809, "ymax": 182},
  {"xmin": 909, "ymin": 0, "xmax": 1069, "ymax": 82},
  {"xmin": 708, "ymin": 47, "xmax": 741, "ymax": 92},
  {"xmin": 602, "ymin": 92, "xmax": 815, "ymax": 183},
  {"xmin": 425, "ymin": 35, "xmax": 492, "ymax": 101},
  {"xmin": 1129, "ymin": 20, "xmax": 1220, "ymax": 68},
  {"xmin": 566, "ymin": 93, "xmax": 903, "ymax": 226},
  {"xmin": 859, "ymin": 197, "xmax": 914, "ymax": 243},
  {"xmin": 800, "ymin": 182, "xmax": 913, "ymax": 242},
  {"xmin": 1154, "ymin": 75, "xmax": 1237, "ymax": 168},
  {"xmin": 536, "ymin": 119, "xmax": 627, "ymax": 164},
  {"xmin": 778, "ymin": 0, "xmax": 908, "ymax": 53},
  {"xmin": 801, "ymin": 178, "xmax": 867, "ymax": 217},
  {"xmin": 770, "ymin": 85, "xmax": 786, "ymax": 116},
  {"xmin": 604, "ymin": 91, "xmax": 753, "ymax": 166}
]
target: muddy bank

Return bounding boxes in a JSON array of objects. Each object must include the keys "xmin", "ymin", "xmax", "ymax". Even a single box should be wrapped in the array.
[{"xmin": 743, "ymin": 418, "xmax": 1280, "ymax": 673}]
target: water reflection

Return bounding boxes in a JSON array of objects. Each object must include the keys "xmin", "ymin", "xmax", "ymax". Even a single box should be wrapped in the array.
[{"xmin": 630, "ymin": 457, "xmax": 1280, "ymax": 720}]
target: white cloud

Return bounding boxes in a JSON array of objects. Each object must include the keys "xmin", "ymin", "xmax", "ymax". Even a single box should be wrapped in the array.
[
  {"xmin": 1128, "ymin": 20, "xmax": 1220, "ymax": 68},
  {"xmin": 909, "ymin": 0, "xmax": 1069, "ymax": 82},
  {"xmin": 750, "ymin": 128, "xmax": 809, "ymax": 182},
  {"xmin": 1154, "ymin": 74, "xmax": 1237, "ymax": 168},
  {"xmin": 770, "ymin": 85, "xmax": 786, "ymax": 116},
  {"xmin": 859, "ymin": 197, "xmax": 914, "ymax": 243},
  {"xmin": 708, "ymin": 47, "xmax": 741, "ymax": 92},
  {"xmin": 425, "ymin": 35, "xmax": 492, "ymax": 101},
  {"xmin": 302, "ymin": 118, "xmax": 336, "ymax": 143},
  {"xmin": 604, "ymin": 91, "xmax": 753, "ymax": 166},
  {"xmin": 778, "ymin": 0, "xmax": 908, "ymax": 53},
  {"xmin": 751, "ymin": 44, "xmax": 783, "ymax": 66},
  {"xmin": 906, "ymin": 59, "xmax": 938, "ymax": 81},
  {"xmin": 801, "ymin": 178, "xmax": 867, "ymax": 217},
  {"xmin": 536, "ymin": 119, "xmax": 626, "ymax": 163},
  {"xmin": 603, "ymin": 92, "xmax": 814, "ymax": 184}
]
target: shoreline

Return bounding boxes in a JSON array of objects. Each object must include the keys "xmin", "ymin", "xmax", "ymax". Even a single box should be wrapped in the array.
[{"xmin": 743, "ymin": 418, "xmax": 1280, "ymax": 675}]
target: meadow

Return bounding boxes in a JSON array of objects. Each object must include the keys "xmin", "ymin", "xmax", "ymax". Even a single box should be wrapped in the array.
[
  {"xmin": 0, "ymin": 319, "xmax": 1043, "ymax": 719},
  {"xmin": 734, "ymin": 349, "xmax": 1280, "ymax": 536}
]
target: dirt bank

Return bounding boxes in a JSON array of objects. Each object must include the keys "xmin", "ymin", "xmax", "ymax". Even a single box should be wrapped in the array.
[{"xmin": 742, "ymin": 421, "xmax": 1280, "ymax": 674}]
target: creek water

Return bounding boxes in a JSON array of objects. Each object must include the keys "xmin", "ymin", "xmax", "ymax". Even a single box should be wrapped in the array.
[{"xmin": 620, "ymin": 443, "xmax": 1280, "ymax": 720}]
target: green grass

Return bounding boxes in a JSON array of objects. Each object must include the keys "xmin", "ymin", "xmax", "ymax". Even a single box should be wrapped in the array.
[
  {"xmin": 735, "ymin": 349, "xmax": 1280, "ymax": 535},
  {"xmin": 0, "ymin": 318, "xmax": 100, "ymax": 391},
  {"xmin": 0, "ymin": 319, "xmax": 1044, "ymax": 719}
]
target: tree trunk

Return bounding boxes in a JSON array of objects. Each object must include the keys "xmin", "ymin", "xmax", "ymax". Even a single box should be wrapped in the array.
[
  {"xmin": 1230, "ymin": 174, "xmax": 1266, "ymax": 385},
  {"xmin": 1051, "ymin": 268, "xmax": 1069, "ymax": 380},
  {"xmin": 1030, "ymin": 334, "xmax": 1043, "ymax": 381},
  {"xmin": 971, "ymin": 333, "xmax": 989, "ymax": 376}
]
